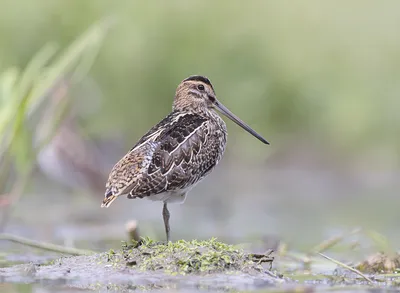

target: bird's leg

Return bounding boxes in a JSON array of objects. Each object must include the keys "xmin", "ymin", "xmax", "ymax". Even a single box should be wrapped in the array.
[{"xmin": 162, "ymin": 202, "xmax": 170, "ymax": 242}]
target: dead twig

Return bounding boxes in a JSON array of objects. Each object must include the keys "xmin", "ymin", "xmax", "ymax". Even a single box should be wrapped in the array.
[
  {"xmin": 318, "ymin": 252, "xmax": 373, "ymax": 284},
  {"xmin": 0, "ymin": 233, "xmax": 94, "ymax": 256},
  {"xmin": 125, "ymin": 220, "xmax": 141, "ymax": 242}
]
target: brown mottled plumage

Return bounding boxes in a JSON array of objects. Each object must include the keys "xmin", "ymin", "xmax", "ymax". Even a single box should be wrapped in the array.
[{"xmin": 101, "ymin": 75, "xmax": 269, "ymax": 241}]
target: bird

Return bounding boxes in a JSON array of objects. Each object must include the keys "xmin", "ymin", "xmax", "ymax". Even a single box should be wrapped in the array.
[
  {"xmin": 101, "ymin": 75, "xmax": 269, "ymax": 242},
  {"xmin": 35, "ymin": 79, "xmax": 110, "ymax": 197},
  {"xmin": 34, "ymin": 78, "xmax": 125, "ymax": 202}
]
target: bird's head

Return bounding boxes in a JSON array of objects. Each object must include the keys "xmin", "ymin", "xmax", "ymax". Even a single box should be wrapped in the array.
[
  {"xmin": 173, "ymin": 75, "xmax": 216, "ymax": 112},
  {"xmin": 173, "ymin": 75, "xmax": 269, "ymax": 145}
]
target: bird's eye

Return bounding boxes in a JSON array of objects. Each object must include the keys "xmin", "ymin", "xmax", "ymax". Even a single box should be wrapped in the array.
[{"xmin": 197, "ymin": 84, "xmax": 205, "ymax": 91}]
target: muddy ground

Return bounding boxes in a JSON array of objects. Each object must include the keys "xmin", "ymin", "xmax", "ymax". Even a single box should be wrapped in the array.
[
  {"xmin": 2, "ymin": 169, "xmax": 400, "ymax": 292},
  {"xmin": 1, "ymin": 247, "xmax": 282, "ymax": 292},
  {"xmin": 2, "ymin": 238, "xmax": 400, "ymax": 292}
]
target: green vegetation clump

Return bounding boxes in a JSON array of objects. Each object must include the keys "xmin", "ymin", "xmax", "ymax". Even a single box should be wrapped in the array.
[{"xmin": 105, "ymin": 237, "xmax": 273, "ymax": 275}]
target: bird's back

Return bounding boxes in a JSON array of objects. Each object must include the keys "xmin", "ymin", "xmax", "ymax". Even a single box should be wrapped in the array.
[{"xmin": 103, "ymin": 110, "xmax": 227, "ymax": 204}]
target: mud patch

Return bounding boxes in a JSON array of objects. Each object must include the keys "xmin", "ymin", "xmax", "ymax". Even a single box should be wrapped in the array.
[
  {"xmin": 109, "ymin": 237, "xmax": 274, "ymax": 275},
  {"xmin": 0, "ymin": 238, "xmax": 284, "ymax": 291}
]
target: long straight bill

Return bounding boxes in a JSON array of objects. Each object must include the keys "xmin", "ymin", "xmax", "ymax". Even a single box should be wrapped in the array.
[{"xmin": 214, "ymin": 100, "xmax": 269, "ymax": 145}]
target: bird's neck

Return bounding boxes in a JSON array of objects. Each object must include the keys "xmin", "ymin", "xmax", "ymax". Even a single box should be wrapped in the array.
[{"xmin": 173, "ymin": 107, "xmax": 219, "ymax": 121}]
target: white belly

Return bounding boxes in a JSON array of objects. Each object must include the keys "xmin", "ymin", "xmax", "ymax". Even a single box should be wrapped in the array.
[{"xmin": 145, "ymin": 185, "xmax": 195, "ymax": 204}]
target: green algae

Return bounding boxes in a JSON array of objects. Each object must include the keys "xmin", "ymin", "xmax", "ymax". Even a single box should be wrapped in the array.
[{"xmin": 106, "ymin": 237, "xmax": 274, "ymax": 275}]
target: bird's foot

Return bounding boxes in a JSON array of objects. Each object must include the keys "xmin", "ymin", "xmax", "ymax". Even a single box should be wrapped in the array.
[{"xmin": 155, "ymin": 239, "xmax": 171, "ymax": 246}]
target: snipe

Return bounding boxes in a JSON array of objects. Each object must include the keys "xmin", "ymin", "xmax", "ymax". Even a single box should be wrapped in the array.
[
  {"xmin": 35, "ymin": 79, "xmax": 111, "ymax": 196},
  {"xmin": 101, "ymin": 75, "xmax": 269, "ymax": 241}
]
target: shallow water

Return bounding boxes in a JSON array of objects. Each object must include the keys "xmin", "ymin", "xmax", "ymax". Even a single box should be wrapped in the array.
[{"xmin": 1, "ymin": 167, "xmax": 400, "ymax": 292}]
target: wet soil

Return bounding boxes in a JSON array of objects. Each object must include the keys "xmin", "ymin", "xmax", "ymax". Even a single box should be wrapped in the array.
[{"xmin": 0, "ymin": 251, "xmax": 284, "ymax": 292}]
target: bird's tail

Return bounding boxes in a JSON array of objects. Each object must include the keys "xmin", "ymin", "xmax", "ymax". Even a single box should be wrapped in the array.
[{"xmin": 101, "ymin": 194, "xmax": 118, "ymax": 208}]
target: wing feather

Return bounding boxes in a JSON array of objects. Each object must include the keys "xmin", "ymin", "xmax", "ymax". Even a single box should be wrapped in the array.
[
  {"xmin": 128, "ymin": 113, "xmax": 210, "ymax": 197},
  {"xmin": 104, "ymin": 110, "xmax": 223, "ymax": 202}
]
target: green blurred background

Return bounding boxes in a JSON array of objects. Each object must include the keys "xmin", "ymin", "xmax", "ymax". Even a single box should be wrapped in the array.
[
  {"xmin": 2, "ymin": 0, "xmax": 400, "ymax": 164},
  {"xmin": 1, "ymin": 0, "xmax": 400, "ymax": 252}
]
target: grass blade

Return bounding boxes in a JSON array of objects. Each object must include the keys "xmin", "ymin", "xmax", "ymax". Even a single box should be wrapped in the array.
[{"xmin": 318, "ymin": 252, "xmax": 373, "ymax": 284}]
